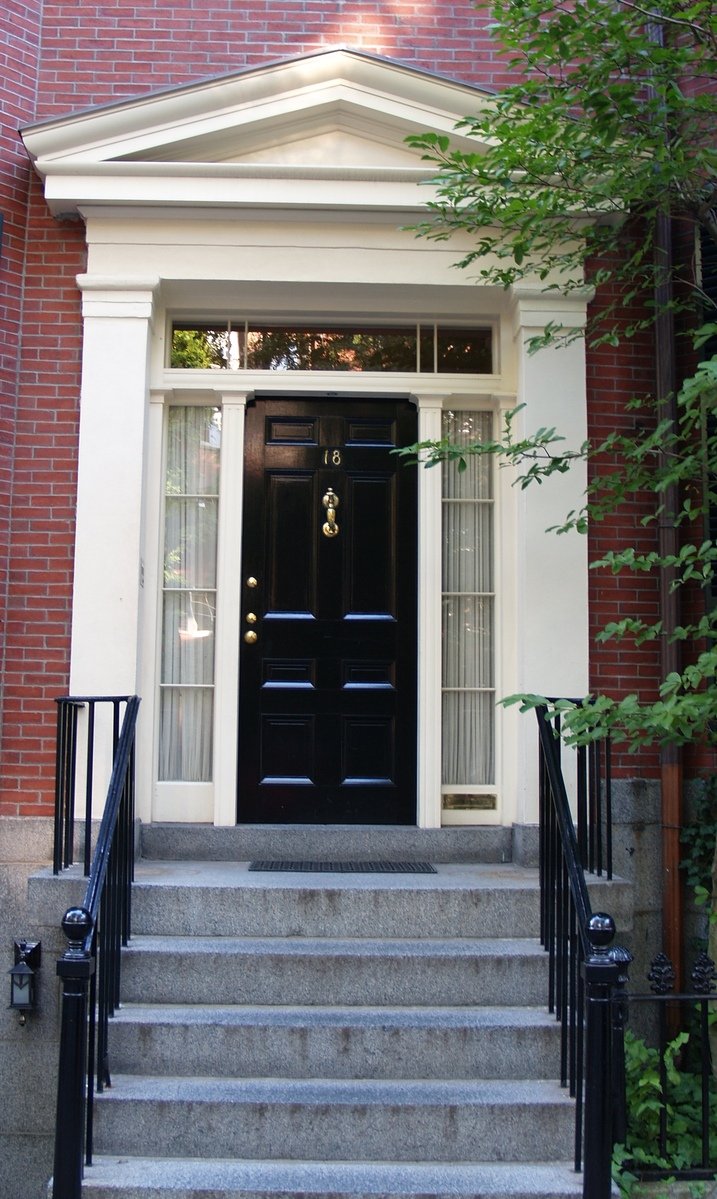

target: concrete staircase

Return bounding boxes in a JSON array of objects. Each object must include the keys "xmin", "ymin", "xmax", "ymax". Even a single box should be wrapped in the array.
[{"xmin": 53, "ymin": 826, "xmax": 624, "ymax": 1199}]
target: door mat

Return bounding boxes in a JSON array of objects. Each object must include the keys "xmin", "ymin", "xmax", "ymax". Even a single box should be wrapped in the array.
[{"xmin": 248, "ymin": 860, "xmax": 437, "ymax": 874}]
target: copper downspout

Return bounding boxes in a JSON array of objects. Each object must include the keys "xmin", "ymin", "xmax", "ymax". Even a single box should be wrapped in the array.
[{"xmin": 654, "ymin": 205, "xmax": 683, "ymax": 985}]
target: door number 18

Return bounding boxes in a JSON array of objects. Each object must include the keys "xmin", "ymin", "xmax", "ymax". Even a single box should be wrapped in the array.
[{"xmin": 323, "ymin": 448, "xmax": 342, "ymax": 465}]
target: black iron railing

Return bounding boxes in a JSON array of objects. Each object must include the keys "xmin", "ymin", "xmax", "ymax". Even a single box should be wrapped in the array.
[
  {"xmin": 52, "ymin": 695, "xmax": 140, "ymax": 1199},
  {"xmin": 537, "ymin": 702, "xmax": 717, "ymax": 1194},
  {"xmin": 54, "ymin": 695, "xmax": 133, "ymax": 876},
  {"xmin": 536, "ymin": 703, "xmax": 628, "ymax": 1199}
]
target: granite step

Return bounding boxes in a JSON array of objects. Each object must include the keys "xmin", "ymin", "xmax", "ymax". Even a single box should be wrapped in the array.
[
  {"xmin": 92, "ymin": 1076, "xmax": 576, "ymax": 1163},
  {"xmin": 127, "ymin": 860, "xmax": 554, "ymax": 939},
  {"xmin": 138, "ymin": 824, "xmax": 516, "ymax": 865},
  {"xmin": 119, "ymin": 934, "xmax": 549, "ymax": 1007},
  {"xmin": 108, "ymin": 1002, "xmax": 562, "ymax": 1080},
  {"xmin": 77, "ymin": 1156, "xmax": 584, "ymax": 1199}
]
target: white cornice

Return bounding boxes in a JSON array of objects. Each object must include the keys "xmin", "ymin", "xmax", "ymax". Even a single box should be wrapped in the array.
[
  {"xmin": 21, "ymin": 50, "xmax": 492, "ymax": 162},
  {"xmin": 21, "ymin": 49, "xmax": 491, "ymax": 218}
]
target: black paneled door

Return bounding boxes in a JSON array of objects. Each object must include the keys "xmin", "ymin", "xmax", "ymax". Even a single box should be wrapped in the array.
[{"xmin": 237, "ymin": 396, "xmax": 417, "ymax": 824}]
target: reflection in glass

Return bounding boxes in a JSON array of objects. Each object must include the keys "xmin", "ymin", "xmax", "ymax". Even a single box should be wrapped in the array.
[{"xmin": 170, "ymin": 321, "xmax": 493, "ymax": 374}]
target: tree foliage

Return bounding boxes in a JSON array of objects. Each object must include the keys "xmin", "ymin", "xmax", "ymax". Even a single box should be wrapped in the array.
[
  {"xmin": 409, "ymin": 0, "xmax": 717, "ymax": 349},
  {"xmin": 403, "ymin": 0, "xmax": 717, "ymax": 750}
]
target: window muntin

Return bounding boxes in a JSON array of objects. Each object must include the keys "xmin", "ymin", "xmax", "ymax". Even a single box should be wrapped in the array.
[
  {"xmin": 159, "ymin": 407, "xmax": 221, "ymax": 782},
  {"xmin": 170, "ymin": 320, "xmax": 492, "ymax": 374},
  {"xmin": 441, "ymin": 410, "xmax": 495, "ymax": 788}
]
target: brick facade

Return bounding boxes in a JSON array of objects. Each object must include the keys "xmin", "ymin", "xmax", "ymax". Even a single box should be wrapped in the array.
[{"xmin": 0, "ymin": 1, "xmax": 668, "ymax": 813}]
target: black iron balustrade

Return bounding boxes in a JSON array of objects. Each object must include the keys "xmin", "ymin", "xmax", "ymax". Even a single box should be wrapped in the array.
[
  {"xmin": 52, "ymin": 694, "xmax": 140, "ymax": 1199},
  {"xmin": 535, "ymin": 703, "xmax": 628, "ymax": 1199},
  {"xmin": 54, "ymin": 695, "xmax": 132, "ymax": 876}
]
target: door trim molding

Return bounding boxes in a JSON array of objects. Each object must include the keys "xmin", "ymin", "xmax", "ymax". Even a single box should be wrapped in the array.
[
  {"xmin": 416, "ymin": 394, "xmax": 444, "ymax": 828},
  {"xmin": 214, "ymin": 391, "xmax": 249, "ymax": 826}
]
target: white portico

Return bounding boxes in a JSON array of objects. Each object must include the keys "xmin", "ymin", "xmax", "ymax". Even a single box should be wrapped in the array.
[{"xmin": 22, "ymin": 49, "xmax": 589, "ymax": 830}]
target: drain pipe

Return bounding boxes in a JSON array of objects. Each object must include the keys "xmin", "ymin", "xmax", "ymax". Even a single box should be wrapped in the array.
[
  {"xmin": 654, "ymin": 202, "xmax": 683, "ymax": 986},
  {"xmin": 646, "ymin": 10, "xmax": 684, "ymax": 983}
]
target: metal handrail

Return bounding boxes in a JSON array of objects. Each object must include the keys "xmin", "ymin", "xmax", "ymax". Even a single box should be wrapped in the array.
[
  {"xmin": 52, "ymin": 695, "xmax": 140, "ymax": 1199},
  {"xmin": 535, "ymin": 704, "xmax": 627, "ymax": 1199}
]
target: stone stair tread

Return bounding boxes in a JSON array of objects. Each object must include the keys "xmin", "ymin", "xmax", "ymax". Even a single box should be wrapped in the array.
[
  {"xmin": 112, "ymin": 1002, "xmax": 558, "ymax": 1027},
  {"xmin": 79, "ymin": 1156, "xmax": 583, "ymax": 1198},
  {"xmin": 133, "ymin": 860, "xmax": 540, "ymax": 889},
  {"xmin": 125, "ymin": 934, "xmax": 545, "ymax": 956},
  {"xmin": 97, "ymin": 1074, "xmax": 571, "ymax": 1104}
]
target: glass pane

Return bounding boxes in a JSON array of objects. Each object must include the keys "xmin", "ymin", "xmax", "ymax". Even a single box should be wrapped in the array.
[
  {"xmin": 442, "ymin": 502, "xmax": 493, "ymax": 594},
  {"xmin": 170, "ymin": 322, "xmax": 493, "ymax": 374},
  {"xmin": 442, "ymin": 597, "xmax": 494, "ymax": 688},
  {"xmin": 441, "ymin": 408, "xmax": 495, "ymax": 789},
  {"xmin": 245, "ymin": 325, "xmax": 417, "ymax": 371},
  {"xmin": 436, "ymin": 327, "xmax": 492, "ymax": 373},
  {"xmin": 161, "ymin": 592, "xmax": 216, "ymax": 685},
  {"xmin": 159, "ymin": 406, "xmax": 220, "ymax": 783},
  {"xmin": 159, "ymin": 687, "xmax": 214, "ymax": 781},
  {"xmin": 441, "ymin": 411, "xmax": 493, "ymax": 500},
  {"xmin": 171, "ymin": 325, "xmax": 232, "ymax": 369},
  {"xmin": 419, "ymin": 328, "xmax": 434, "ymax": 371},
  {"xmin": 442, "ymin": 691, "xmax": 495, "ymax": 785},
  {"xmin": 166, "ymin": 407, "xmax": 221, "ymax": 496},
  {"xmin": 164, "ymin": 498, "xmax": 218, "ymax": 589}
]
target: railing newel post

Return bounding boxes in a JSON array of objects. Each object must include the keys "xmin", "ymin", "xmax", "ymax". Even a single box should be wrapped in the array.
[
  {"xmin": 582, "ymin": 914, "xmax": 626, "ymax": 1199},
  {"xmin": 53, "ymin": 907, "xmax": 95, "ymax": 1199}
]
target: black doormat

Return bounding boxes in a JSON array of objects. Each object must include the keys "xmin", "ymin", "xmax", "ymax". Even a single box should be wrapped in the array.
[{"xmin": 248, "ymin": 860, "xmax": 436, "ymax": 874}]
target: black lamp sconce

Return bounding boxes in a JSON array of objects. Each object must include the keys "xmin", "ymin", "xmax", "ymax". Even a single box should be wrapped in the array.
[{"xmin": 9, "ymin": 939, "xmax": 41, "ymax": 1023}]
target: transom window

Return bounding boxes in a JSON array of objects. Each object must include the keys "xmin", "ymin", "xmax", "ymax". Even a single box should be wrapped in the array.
[{"xmin": 170, "ymin": 320, "xmax": 493, "ymax": 374}]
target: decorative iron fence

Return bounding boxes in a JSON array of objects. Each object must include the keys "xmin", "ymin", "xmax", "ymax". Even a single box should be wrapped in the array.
[
  {"xmin": 615, "ymin": 951, "xmax": 717, "ymax": 1184},
  {"xmin": 536, "ymin": 702, "xmax": 717, "ymax": 1197},
  {"xmin": 51, "ymin": 695, "xmax": 140, "ymax": 1199}
]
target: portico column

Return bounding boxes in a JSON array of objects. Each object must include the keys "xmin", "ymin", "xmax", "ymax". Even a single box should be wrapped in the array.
[
  {"xmin": 70, "ymin": 276, "xmax": 159, "ymax": 696},
  {"xmin": 510, "ymin": 289, "xmax": 590, "ymax": 826}
]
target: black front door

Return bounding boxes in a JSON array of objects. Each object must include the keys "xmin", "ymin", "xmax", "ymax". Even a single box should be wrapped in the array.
[{"xmin": 237, "ymin": 396, "xmax": 417, "ymax": 824}]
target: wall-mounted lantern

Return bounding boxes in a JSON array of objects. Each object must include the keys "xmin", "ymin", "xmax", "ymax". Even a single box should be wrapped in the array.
[{"xmin": 9, "ymin": 940, "xmax": 41, "ymax": 1023}]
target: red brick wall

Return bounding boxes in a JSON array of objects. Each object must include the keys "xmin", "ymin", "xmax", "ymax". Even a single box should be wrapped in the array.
[
  {"xmin": 585, "ymin": 264, "xmax": 662, "ymax": 779},
  {"xmin": 0, "ymin": 1, "xmax": 46, "ymax": 814},
  {"xmin": 34, "ymin": 1, "xmax": 511, "ymax": 120},
  {"xmin": 0, "ymin": 1, "xmax": 669, "ymax": 812}
]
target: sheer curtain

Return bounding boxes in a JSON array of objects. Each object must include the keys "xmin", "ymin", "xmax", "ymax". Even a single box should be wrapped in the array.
[
  {"xmin": 441, "ymin": 411, "xmax": 495, "ymax": 785},
  {"xmin": 159, "ymin": 407, "xmax": 221, "ymax": 781}
]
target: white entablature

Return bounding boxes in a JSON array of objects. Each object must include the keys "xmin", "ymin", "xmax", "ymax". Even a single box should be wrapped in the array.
[{"xmin": 21, "ymin": 48, "xmax": 496, "ymax": 217}]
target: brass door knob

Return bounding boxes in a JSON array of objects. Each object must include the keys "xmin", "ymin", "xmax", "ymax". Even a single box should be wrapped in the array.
[{"xmin": 244, "ymin": 630, "xmax": 258, "ymax": 644}]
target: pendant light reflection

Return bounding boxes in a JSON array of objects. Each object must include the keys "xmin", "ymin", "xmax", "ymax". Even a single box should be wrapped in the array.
[{"xmin": 178, "ymin": 593, "xmax": 214, "ymax": 642}]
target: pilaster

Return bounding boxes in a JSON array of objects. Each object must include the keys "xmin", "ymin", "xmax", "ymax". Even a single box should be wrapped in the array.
[
  {"xmin": 509, "ymin": 287, "xmax": 591, "ymax": 824},
  {"xmin": 70, "ymin": 276, "xmax": 159, "ymax": 698}
]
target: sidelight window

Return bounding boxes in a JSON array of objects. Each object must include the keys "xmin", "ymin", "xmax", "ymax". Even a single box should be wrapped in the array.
[
  {"xmin": 158, "ymin": 407, "xmax": 221, "ymax": 781},
  {"xmin": 441, "ymin": 411, "xmax": 495, "ymax": 800}
]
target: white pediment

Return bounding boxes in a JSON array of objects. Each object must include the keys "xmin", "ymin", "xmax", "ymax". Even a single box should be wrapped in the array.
[{"xmin": 21, "ymin": 49, "xmax": 493, "ymax": 215}]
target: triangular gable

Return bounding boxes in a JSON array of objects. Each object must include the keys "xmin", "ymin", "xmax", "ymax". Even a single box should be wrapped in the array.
[{"xmin": 21, "ymin": 49, "xmax": 494, "ymax": 215}]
